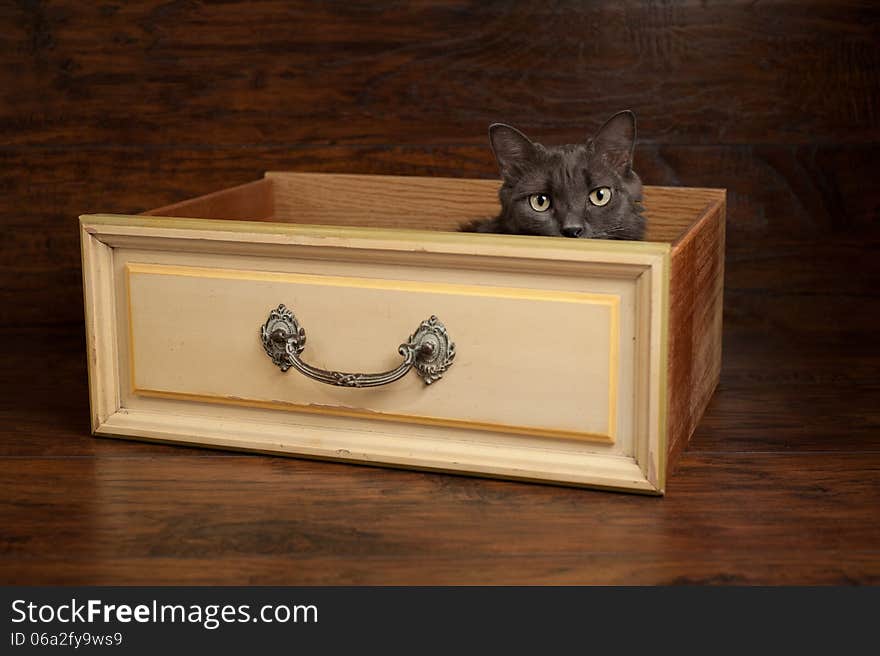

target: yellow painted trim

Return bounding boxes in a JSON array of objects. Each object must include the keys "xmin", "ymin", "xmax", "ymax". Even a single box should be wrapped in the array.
[
  {"xmin": 125, "ymin": 264, "xmax": 136, "ymax": 401},
  {"xmin": 125, "ymin": 263, "xmax": 621, "ymax": 444},
  {"xmin": 607, "ymin": 294, "xmax": 619, "ymax": 442},
  {"xmin": 131, "ymin": 388, "xmax": 615, "ymax": 444},
  {"xmin": 126, "ymin": 261, "xmax": 621, "ymax": 307}
]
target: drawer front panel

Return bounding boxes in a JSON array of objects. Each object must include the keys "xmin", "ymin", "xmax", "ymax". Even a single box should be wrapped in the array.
[
  {"xmin": 126, "ymin": 262, "xmax": 620, "ymax": 442},
  {"xmin": 82, "ymin": 213, "xmax": 672, "ymax": 491}
]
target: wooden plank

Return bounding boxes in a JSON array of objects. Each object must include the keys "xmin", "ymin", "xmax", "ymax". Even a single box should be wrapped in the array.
[
  {"xmin": 264, "ymin": 172, "xmax": 718, "ymax": 242},
  {"xmin": 143, "ymin": 178, "xmax": 274, "ymax": 220},
  {"xmin": 2, "ymin": 552, "xmax": 878, "ymax": 585},
  {"xmin": 1, "ymin": 2, "xmax": 878, "ymax": 146},
  {"xmin": 0, "ymin": 452, "xmax": 876, "ymax": 584},
  {"xmin": 666, "ymin": 194, "xmax": 725, "ymax": 472},
  {"xmin": 143, "ymin": 170, "xmax": 719, "ymax": 244}
]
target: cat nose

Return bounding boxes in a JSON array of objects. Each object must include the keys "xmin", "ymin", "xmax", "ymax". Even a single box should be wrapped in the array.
[{"xmin": 561, "ymin": 226, "xmax": 584, "ymax": 238}]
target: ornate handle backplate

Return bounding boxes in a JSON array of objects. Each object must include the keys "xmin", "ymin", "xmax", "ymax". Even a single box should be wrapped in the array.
[{"xmin": 260, "ymin": 304, "xmax": 455, "ymax": 387}]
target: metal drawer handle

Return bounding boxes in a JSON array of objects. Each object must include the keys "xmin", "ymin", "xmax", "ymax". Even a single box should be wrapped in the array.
[{"xmin": 260, "ymin": 304, "xmax": 455, "ymax": 387}]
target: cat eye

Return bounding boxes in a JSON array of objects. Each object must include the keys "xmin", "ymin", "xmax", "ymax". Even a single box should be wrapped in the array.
[
  {"xmin": 588, "ymin": 187, "xmax": 613, "ymax": 207},
  {"xmin": 528, "ymin": 193, "xmax": 551, "ymax": 212}
]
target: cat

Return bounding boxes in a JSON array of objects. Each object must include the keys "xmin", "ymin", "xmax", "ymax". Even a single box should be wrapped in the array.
[{"xmin": 460, "ymin": 110, "xmax": 645, "ymax": 240}]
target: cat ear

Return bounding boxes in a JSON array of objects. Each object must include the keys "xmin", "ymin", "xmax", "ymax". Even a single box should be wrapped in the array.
[
  {"xmin": 489, "ymin": 123, "xmax": 538, "ymax": 178},
  {"xmin": 591, "ymin": 110, "xmax": 637, "ymax": 174}
]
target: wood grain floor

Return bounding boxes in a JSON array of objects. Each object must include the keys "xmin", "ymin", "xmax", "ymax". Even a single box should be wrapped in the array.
[{"xmin": 1, "ymin": 1, "xmax": 878, "ymax": 584}]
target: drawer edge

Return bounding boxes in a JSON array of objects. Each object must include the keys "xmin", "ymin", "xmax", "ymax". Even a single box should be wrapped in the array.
[{"xmin": 96, "ymin": 409, "xmax": 661, "ymax": 494}]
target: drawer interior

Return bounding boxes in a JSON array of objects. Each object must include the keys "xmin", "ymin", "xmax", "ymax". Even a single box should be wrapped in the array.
[{"xmin": 143, "ymin": 172, "xmax": 722, "ymax": 245}]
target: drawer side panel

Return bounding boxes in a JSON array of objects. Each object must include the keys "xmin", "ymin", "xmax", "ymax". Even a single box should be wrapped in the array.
[{"xmin": 666, "ymin": 195, "xmax": 726, "ymax": 472}]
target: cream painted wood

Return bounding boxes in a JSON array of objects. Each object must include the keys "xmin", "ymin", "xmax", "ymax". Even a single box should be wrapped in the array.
[
  {"xmin": 113, "ymin": 247, "xmax": 641, "ymax": 457},
  {"xmin": 81, "ymin": 214, "xmax": 669, "ymax": 493},
  {"xmin": 98, "ymin": 409, "xmax": 657, "ymax": 492},
  {"xmin": 126, "ymin": 262, "xmax": 619, "ymax": 442},
  {"xmin": 80, "ymin": 222, "xmax": 119, "ymax": 431}
]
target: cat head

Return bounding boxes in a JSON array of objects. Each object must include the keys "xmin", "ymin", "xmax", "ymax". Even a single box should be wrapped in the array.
[{"xmin": 489, "ymin": 111, "xmax": 644, "ymax": 239}]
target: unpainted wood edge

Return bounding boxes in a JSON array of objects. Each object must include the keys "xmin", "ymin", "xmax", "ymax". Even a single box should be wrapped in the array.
[
  {"xmin": 264, "ymin": 170, "xmax": 498, "ymax": 185},
  {"xmin": 265, "ymin": 176, "xmax": 275, "ymax": 218},
  {"xmin": 704, "ymin": 194, "xmax": 726, "ymax": 447},
  {"xmin": 665, "ymin": 248, "xmax": 689, "ymax": 474},
  {"xmin": 141, "ymin": 177, "xmax": 274, "ymax": 218},
  {"xmin": 265, "ymin": 171, "xmax": 725, "ymax": 197},
  {"xmin": 669, "ymin": 189, "xmax": 727, "ymax": 250},
  {"xmin": 656, "ymin": 247, "xmax": 672, "ymax": 494},
  {"xmin": 137, "ymin": 172, "xmax": 719, "ymax": 246},
  {"xmin": 718, "ymin": 190, "xmax": 727, "ymax": 384},
  {"xmin": 665, "ymin": 192, "xmax": 726, "ymax": 475}
]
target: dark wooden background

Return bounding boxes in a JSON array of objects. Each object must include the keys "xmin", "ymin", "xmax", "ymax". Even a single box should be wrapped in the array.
[{"xmin": 1, "ymin": 1, "xmax": 877, "ymax": 584}]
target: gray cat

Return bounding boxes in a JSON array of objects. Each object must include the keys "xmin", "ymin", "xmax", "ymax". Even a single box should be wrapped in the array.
[{"xmin": 461, "ymin": 111, "xmax": 645, "ymax": 240}]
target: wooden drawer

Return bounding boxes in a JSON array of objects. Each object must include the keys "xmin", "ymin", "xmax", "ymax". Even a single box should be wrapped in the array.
[{"xmin": 80, "ymin": 172, "xmax": 725, "ymax": 494}]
